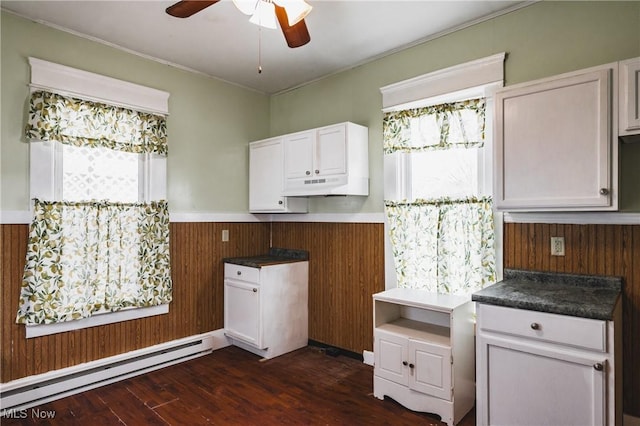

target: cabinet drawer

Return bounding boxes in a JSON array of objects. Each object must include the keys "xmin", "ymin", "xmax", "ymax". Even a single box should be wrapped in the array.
[
  {"xmin": 224, "ymin": 263, "xmax": 260, "ymax": 283},
  {"xmin": 477, "ymin": 304, "xmax": 606, "ymax": 352}
]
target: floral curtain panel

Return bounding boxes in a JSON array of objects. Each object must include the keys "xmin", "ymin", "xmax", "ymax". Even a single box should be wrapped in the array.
[
  {"xmin": 25, "ymin": 90, "xmax": 168, "ymax": 156},
  {"xmin": 383, "ymin": 97, "xmax": 495, "ymax": 295},
  {"xmin": 18, "ymin": 89, "xmax": 171, "ymax": 326},
  {"xmin": 385, "ymin": 197, "xmax": 495, "ymax": 295},
  {"xmin": 17, "ymin": 200, "xmax": 172, "ymax": 325},
  {"xmin": 383, "ymin": 98, "xmax": 486, "ymax": 153}
]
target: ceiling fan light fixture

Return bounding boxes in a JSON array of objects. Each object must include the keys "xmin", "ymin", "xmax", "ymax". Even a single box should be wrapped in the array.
[
  {"xmin": 232, "ymin": 0, "xmax": 258, "ymax": 16},
  {"xmin": 248, "ymin": 0, "xmax": 278, "ymax": 29},
  {"xmin": 273, "ymin": 0, "xmax": 312, "ymax": 26}
]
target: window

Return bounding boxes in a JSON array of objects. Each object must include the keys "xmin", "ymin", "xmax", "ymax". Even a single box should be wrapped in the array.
[
  {"xmin": 18, "ymin": 58, "xmax": 171, "ymax": 338},
  {"xmin": 380, "ymin": 54, "xmax": 505, "ymax": 295},
  {"xmin": 61, "ymin": 144, "xmax": 141, "ymax": 202}
]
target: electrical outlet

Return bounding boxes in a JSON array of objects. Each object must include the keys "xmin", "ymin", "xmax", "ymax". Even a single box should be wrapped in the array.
[
  {"xmin": 551, "ymin": 236, "xmax": 565, "ymax": 256},
  {"xmin": 222, "ymin": 229, "xmax": 229, "ymax": 242}
]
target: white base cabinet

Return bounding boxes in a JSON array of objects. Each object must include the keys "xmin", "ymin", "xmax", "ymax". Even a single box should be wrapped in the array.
[
  {"xmin": 224, "ymin": 261, "xmax": 309, "ymax": 359},
  {"xmin": 476, "ymin": 303, "xmax": 622, "ymax": 426},
  {"xmin": 373, "ymin": 288, "xmax": 475, "ymax": 426}
]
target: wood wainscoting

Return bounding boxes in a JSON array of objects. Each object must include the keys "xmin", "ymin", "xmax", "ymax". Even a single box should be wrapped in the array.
[
  {"xmin": 271, "ymin": 222, "xmax": 385, "ymax": 354},
  {"xmin": 504, "ymin": 222, "xmax": 640, "ymax": 417},
  {"xmin": 4, "ymin": 220, "xmax": 637, "ymax": 415},
  {"xmin": 0, "ymin": 222, "xmax": 271, "ymax": 383}
]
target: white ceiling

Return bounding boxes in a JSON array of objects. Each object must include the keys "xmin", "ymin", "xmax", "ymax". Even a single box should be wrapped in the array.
[{"xmin": 2, "ymin": 0, "xmax": 528, "ymax": 94}]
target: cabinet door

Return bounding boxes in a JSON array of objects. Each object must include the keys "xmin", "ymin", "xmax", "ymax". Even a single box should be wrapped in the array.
[
  {"xmin": 374, "ymin": 329, "xmax": 409, "ymax": 386},
  {"xmin": 619, "ymin": 57, "xmax": 640, "ymax": 135},
  {"xmin": 409, "ymin": 340, "xmax": 452, "ymax": 401},
  {"xmin": 249, "ymin": 138, "xmax": 286, "ymax": 212},
  {"xmin": 316, "ymin": 124, "xmax": 347, "ymax": 176},
  {"xmin": 495, "ymin": 68, "xmax": 614, "ymax": 210},
  {"xmin": 224, "ymin": 280, "xmax": 263, "ymax": 348},
  {"xmin": 284, "ymin": 131, "xmax": 314, "ymax": 179},
  {"xmin": 477, "ymin": 334, "xmax": 606, "ymax": 426}
]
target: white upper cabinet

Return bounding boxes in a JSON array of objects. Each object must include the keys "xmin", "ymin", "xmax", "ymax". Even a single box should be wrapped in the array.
[
  {"xmin": 249, "ymin": 138, "xmax": 308, "ymax": 213},
  {"xmin": 282, "ymin": 122, "xmax": 369, "ymax": 196},
  {"xmin": 619, "ymin": 56, "xmax": 640, "ymax": 137},
  {"xmin": 494, "ymin": 64, "xmax": 618, "ymax": 211},
  {"xmin": 283, "ymin": 131, "xmax": 315, "ymax": 180},
  {"xmin": 315, "ymin": 125, "xmax": 348, "ymax": 176}
]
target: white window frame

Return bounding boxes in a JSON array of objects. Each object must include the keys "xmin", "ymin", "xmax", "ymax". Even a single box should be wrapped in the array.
[
  {"xmin": 26, "ymin": 58, "xmax": 170, "ymax": 338},
  {"xmin": 380, "ymin": 53, "xmax": 505, "ymax": 291}
]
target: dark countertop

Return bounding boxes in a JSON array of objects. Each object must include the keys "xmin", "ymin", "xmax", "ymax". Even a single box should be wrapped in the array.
[
  {"xmin": 224, "ymin": 248, "xmax": 309, "ymax": 268},
  {"xmin": 471, "ymin": 269, "xmax": 622, "ymax": 320}
]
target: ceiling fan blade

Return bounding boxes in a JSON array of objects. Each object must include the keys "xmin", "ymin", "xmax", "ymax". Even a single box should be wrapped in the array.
[
  {"xmin": 274, "ymin": 5, "xmax": 311, "ymax": 48},
  {"xmin": 166, "ymin": 0, "xmax": 220, "ymax": 18}
]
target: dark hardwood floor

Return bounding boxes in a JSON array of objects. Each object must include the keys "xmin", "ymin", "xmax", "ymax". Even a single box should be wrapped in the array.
[{"xmin": 3, "ymin": 345, "xmax": 475, "ymax": 425}]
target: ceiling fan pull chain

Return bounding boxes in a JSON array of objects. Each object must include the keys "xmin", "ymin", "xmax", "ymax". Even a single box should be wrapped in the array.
[{"xmin": 258, "ymin": 25, "xmax": 263, "ymax": 74}]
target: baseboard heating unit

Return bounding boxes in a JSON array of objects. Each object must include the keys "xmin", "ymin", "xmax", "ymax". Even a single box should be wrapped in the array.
[{"xmin": 0, "ymin": 332, "xmax": 222, "ymax": 413}]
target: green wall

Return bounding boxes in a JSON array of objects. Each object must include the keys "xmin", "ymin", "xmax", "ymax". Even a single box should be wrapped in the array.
[
  {"xmin": 2, "ymin": 2, "xmax": 640, "ymax": 215},
  {"xmin": 270, "ymin": 1, "xmax": 640, "ymax": 213},
  {"xmin": 1, "ymin": 11, "xmax": 270, "ymax": 214}
]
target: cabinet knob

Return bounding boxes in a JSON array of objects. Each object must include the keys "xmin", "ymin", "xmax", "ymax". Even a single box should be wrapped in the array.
[
  {"xmin": 600, "ymin": 188, "xmax": 609, "ymax": 195},
  {"xmin": 237, "ymin": 271, "xmax": 242, "ymax": 276},
  {"xmin": 530, "ymin": 322, "xmax": 541, "ymax": 330},
  {"xmin": 409, "ymin": 363, "xmax": 415, "ymax": 369},
  {"xmin": 402, "ymin": 361, "xmax": 408, "ymax": 366},
  {"xmin": 305, "ymin": 170, "xmax": 311, "ymax": 176},
  {"xmin": 252, "ymin": 288, "xmax": 257, "ymax": 293},
  {"xmin": 594, "ymin": 363, "xmax": 603, "ymax": 371},
  {"xmin": 278, "ymin": 200, "xmax": 284, "ymax": 205},
  {"xmin": 315, "ymin": 169, "xmax": 319, "ymax": 174}
]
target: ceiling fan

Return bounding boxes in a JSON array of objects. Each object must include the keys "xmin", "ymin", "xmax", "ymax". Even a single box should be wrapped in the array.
[{"xmin": 166, "ymin": 0, "xmax": 311, "ymax": 48}]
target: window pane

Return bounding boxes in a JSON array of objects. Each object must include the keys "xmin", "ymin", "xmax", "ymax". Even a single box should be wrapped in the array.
[
  {"xmin": 410, "ymin": 147, "xmax": 478, "ymax": 200},
  {"xmin": 62, "ymin": 145, "xmax": 140, "ymax": 202}
]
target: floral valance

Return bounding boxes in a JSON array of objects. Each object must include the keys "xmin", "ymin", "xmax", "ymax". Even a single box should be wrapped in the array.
[
  {"xmin": 383, "ymin": 97, "xmax": 485, "ymax": 154},
  {"xmin": 25, "ymin": 90, "xmax": 168, "ymax": 156}
]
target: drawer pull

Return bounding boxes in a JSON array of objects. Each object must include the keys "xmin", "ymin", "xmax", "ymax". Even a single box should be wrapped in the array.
[
  {"xmin": 252, "ymin": 288, "xmax": 257, "ymax": 293},
  {"xmin": 530, "ymin": 322, "xmax": 541, "ymax": 330},
  {"xmin": 237, "ymin": 271, "xmax": 242, "ymax": 276},
  {"xmin": 594, "ymin": 363, "xmax": 603, "ymax": 371}
]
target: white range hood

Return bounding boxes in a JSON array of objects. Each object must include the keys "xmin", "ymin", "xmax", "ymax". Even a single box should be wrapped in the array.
[{"xmin": 281, "ymin": 121, "xmax": 369, "ymax": 197}]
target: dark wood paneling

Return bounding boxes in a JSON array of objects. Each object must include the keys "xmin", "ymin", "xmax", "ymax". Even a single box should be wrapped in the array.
[
  {"xmin": 504, "ymin": 223, "xmax": 640, "ymax": 416},
  {"xmin": 7, "ymin": 220, "xmax": 635, "ymax": 414},
  {"xmin": 0, "ymin": 222, "xmax": 271, "ymax": 382},
  {"xmin": 271, "ymin": 222, "xmax": 385, "ymax": 354}
]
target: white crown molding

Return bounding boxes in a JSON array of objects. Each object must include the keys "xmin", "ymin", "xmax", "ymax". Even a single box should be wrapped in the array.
[{"xmin": 504, "ymin": 212, "xmax": 640, "ymax": 225}]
